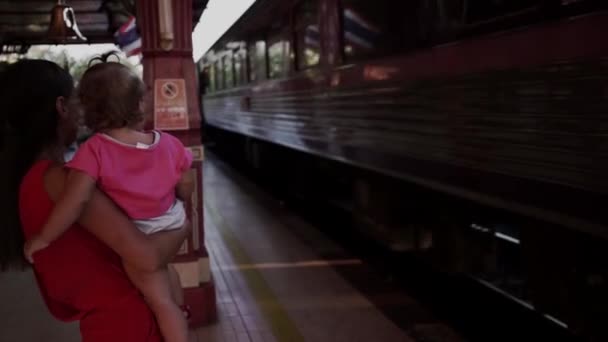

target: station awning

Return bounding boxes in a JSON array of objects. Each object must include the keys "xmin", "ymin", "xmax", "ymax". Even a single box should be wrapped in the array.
[{"xmin": 0, "ymin": 0, "xmax": 208, "ymax": 47}]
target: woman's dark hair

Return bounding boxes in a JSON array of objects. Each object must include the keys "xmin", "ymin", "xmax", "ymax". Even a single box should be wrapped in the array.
[
  {"xmin": 79, "ymin": 61, "xmax": 145, "ymax": 131},
  {"xmin": 0, "ymin": 59, "xmax": 73, "ymax": 270}
]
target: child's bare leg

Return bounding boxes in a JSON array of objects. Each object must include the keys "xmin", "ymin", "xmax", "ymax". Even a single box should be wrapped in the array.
[
  {"xmin": 168, "ymin": 264, "xmax": 184, "ymax": 306},
  {"xmin": 124, "ymin": 262, "xmax": 189, "ymax": 342}
]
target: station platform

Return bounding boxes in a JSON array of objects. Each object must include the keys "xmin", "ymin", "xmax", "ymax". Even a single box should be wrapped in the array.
[{"xmin": 0, "ymin": 155, "xmax": 463, "ymax": 342}]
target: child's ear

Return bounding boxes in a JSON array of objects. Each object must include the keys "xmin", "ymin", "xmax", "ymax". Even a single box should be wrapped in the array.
[{"xmin": 139, "ymin": 99, "xmax": 148, "ymax": 114}]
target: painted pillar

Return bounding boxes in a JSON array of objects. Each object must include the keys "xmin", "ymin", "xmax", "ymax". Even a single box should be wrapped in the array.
[{"xmin": 135, "ymin": 0, "xmax": 216, "ymax": 327}]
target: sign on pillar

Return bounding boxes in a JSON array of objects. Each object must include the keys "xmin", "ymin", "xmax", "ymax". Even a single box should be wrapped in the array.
[{"xmin": 154, "ymin": 79, "xmax": 190, "ymax": 131}]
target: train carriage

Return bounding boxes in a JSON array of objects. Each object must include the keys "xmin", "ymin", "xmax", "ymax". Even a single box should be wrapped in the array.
[{"xmin": 198, "ymin": 0, "xmax": 607, "ymax": 339}]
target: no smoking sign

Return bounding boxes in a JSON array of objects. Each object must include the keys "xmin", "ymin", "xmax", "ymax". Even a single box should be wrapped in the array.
[
  {"xmin": 161, "ymin": 81, "xmax": 179, "ymax": 99},
  {"xmin": 154, "ymin": 79, "xmax": 189, "ymax": 131}
]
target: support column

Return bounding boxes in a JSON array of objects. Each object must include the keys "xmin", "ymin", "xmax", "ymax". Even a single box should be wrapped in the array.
[{"xmin": 136, "ymin": 0, "xmax": 216, "ymax": 327}]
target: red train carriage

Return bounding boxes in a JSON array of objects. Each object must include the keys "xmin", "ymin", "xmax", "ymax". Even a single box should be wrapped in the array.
[{"xmin": 198, "ymin": 0, "xmax": 607, "ymax": 339}]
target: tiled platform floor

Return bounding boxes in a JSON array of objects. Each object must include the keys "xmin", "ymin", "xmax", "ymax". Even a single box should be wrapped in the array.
[{"xmin": 0, "ymin": 155, "xmax": 462, "ymax": 342}]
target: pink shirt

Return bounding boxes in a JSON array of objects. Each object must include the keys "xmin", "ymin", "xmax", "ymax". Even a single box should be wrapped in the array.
[{"xmin": 67, "ymin": 132, "xmax": 193, "ymax": 220}]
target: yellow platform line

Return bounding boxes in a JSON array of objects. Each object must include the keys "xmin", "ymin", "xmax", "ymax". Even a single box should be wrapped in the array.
[{"xmin": 205, "ymin": 201, "xmax": 306, "ymax": 342}]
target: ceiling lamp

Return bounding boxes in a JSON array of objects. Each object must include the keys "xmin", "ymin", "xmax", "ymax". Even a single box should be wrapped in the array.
[{"xmin": 48, "ymin": 0, "xmax": 87, "ymax": 43}]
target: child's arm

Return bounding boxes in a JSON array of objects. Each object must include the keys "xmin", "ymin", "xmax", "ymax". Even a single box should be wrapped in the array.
[
  {"xmin": 24, "ymin": 170, "xmax": 96, "ymax": 262},
  {"xmin": 176, "ymin": 170, "xmax": 194, "ymax": 202}
]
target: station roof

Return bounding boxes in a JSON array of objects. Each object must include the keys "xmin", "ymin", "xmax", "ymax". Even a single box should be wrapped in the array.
[
  {"xmin": 0, "ymin": 0, "xmax": 208, "ymax": 48},
  {"xmin": 202, "ymin": 0, "xmax": 290, "ymax": 58}
]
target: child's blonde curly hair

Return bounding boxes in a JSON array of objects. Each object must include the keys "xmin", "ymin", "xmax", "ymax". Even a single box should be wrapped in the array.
[{"xmin": 78, "ymin": 59, "xmax": 145, "ymax": 131}]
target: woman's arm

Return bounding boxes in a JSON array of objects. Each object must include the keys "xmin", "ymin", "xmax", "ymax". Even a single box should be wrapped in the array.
[
  {"xmin": 45, "ymin": 165, "xmax": 190, "ymax": 272},
  {"xmin": 35, "ymin": 170, "xmax": 95, "ymax": 244},
  {"xmin": 79, "ymin": 189, "xmax": 191, "ymax": 272},
  {"xmin": 25, "ymin": 170, "xmax": 96, "ymax": 263}
]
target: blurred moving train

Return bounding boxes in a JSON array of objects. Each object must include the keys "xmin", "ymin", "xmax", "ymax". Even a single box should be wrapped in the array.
[{"xmin": 197, "ymin": 0, "xmax": 607, "ymax": 339}]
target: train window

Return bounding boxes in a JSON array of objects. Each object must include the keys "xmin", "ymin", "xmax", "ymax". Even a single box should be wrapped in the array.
[
  {"xmin": 234, "ymin": 48, "xmax": 248, "ymax": 86},
  {"xmin": 223, "ymin": 54, "xmax": 234, "ymax": 89},
  {"xmin": 466, "ymin": 0, "xmax": 543, "ymax": 24},
  {"xmin": 341, "ymin": 0, "xmax": 408, "ymax": 61},
  {"xmin": 432, "ymin": 0, "xmax": 546, "ymax": 36},
  {"xmin": 295, "ymin": 0, "xmax": 320, "ymax": 69},
  {"xmin": 268, "ymin": 31, "xmax": 292, "ymax": 79},
  {"xmin": 249, "ymin": 40, "xmax": 267, "ymax": 82},
  {"xmin": 208, "ymin": 64, "xmax": 216, "ymax": 92},
  {"xmin": 214, "ymin": 60, "xmax": 223, "ymax": 90}
]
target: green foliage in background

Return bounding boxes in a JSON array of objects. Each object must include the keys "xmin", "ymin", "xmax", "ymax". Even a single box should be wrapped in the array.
[{"xmin": 26, "ymin": 46, "xmax": 140, "ymax": 82}]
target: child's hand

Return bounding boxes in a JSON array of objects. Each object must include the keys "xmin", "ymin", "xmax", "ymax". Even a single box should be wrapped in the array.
[{"xmin": 23, "ymin": 236, "xmax": 49, "ymax": 264}]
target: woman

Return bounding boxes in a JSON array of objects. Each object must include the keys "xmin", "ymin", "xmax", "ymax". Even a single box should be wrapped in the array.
[{"xmin": 0, "ymin": 59, "xmax": 190, "ymax": 341}]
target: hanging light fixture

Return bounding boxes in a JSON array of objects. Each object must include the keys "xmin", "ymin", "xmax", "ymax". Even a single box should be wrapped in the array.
[{"xmin": 48, "ymin": 0, "xmax": 87, "ymax": 43}]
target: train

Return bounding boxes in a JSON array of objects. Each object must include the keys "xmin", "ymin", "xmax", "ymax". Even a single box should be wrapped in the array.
[{"xmin": 197, "ymin": 0, "xmax": 607, "ymax": 340}]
